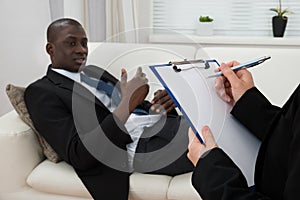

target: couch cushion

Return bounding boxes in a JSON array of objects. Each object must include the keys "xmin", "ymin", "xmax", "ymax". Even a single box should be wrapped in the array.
[
  {"xmin": 167, "ymin": 172, "xmax": 201, "ymax": 200},
  {"xmin": 6, "ymin": 84, "xmax": 61, "ymax": 163},
  {"xmin": 27, "ymin": 160, "xmax": 174, "ymax": 200},
  {"xmin": 129, "ymin": 172, "xmax": 172, "ymax": 200},
  {"xmin": 27, "ymin": 160, "xmax": 91, "ymax": 198},
  {"xmin": 0, "ymin": 111, "xmax": 44, "ymax": 192}
]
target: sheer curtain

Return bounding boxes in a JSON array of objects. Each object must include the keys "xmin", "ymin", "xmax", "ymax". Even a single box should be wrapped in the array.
[
  {"xmin": 49, "ymin": 0, "xmax": 64, "ymax": 21},
  {"xmin": 105, "ymin": 0, "xmax": 139, "ymax": 43},
  {"xmin": 49, "ymin": 0, "xmax": 107, "ymax": 42},
  {"xmin": 86, "ymin": 0, "xmax": 106, "ymax": 42},
  {"xmin": 49, "ymin": 0, "xmax": 139, "ymax": 42}
]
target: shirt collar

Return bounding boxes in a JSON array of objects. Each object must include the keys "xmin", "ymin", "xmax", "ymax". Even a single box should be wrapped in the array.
[{"xmin": 51, "ymin": 68, "xmax": 81, "ymax": 83}]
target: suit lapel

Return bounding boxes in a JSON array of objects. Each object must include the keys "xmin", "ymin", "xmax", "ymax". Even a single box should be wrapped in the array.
[
  {"xmin": 82, "ymin": 65, "xmax": 121, "ymax": 89},
  {"xmin": 82, "ymin": 65, "xmax": 122, "ymax": 99},
  {"xmin": 46, "ymin": 66, "xmax": 109, "ymax": 109},
  {"xmin": 46, "ymin": 67, "xmax": 74, "ymax": 91}
]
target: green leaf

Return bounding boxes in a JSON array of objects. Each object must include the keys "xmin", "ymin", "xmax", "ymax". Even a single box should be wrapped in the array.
[
  {"xmin": 269, "ymin": 4, "xmax": 293, "ymax": 18},
  {"xmin": 199, "ymin": 16, "xmax": 214, "ymax": 22},
  {"xmin": 270, "ymin": 8, "xmax": 279, "ymax": 14}
]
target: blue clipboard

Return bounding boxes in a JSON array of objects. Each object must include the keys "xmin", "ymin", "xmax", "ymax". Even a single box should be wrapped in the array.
[{"xmin": 149, "ymin": 59, "xmax": 261, "ymax": 186}]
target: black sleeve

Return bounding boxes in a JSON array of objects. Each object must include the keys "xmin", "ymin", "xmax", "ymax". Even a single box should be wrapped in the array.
[
  {"xmin": 231, "ymin": 87, "xmax": 281, "ymax": 141},
  {"xmin": 192, "ymin": 148, "xmax": 270, "ymax": 200},
  {"xmin": 25, "ymin": 83, "xmax": 132, "ymax": 171}
]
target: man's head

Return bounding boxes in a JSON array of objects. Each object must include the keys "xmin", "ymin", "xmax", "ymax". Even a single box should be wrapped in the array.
[{"xmin": 46, "ymin": 18, "xmax": 88, "ymax": 72}]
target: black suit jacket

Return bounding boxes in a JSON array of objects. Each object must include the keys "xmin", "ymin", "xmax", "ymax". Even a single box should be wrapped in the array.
[
  {"xmin": 25, "ymin": 66, "xmax": 132, "ymax": 200},
  {"xmin": 191, "ymin": 85, "xmax": 300, "ymax": 200},
  {"xmin": 25, "ymin": 65, "xmax": 193, "ymax": 199}
]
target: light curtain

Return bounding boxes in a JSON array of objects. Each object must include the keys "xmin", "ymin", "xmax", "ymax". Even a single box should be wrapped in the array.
[
  {"xmin": 49, "ymin": 0, "xmax": 64, "ymax": 21},
  {"xmin": 49, "ymin": 0, "xmax": 107, "ymax": 42},
  {"xmin": 49, "ymin": 0, "xmax": 139, "ymax": 42},
  {"xmin": 105, "ymin": 0, "xmax": 139, "ymax": 43},
  {"xmin": 86, "ymin": 0, "xmax": 106, "ymax": 42}
]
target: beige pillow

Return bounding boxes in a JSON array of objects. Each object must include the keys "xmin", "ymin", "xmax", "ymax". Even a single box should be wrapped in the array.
[{"xmin": 6, "ymin": 84, "xmax": 61, "ymax": 163}]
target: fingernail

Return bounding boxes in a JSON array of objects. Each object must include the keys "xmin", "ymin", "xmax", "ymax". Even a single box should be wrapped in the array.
[{"xmin": 203, "ymin": 126, "xmax": 209, "ymax": 132}]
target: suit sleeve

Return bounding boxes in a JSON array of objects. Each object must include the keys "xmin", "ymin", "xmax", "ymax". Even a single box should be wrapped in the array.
[
  {"xmin": 231, "ymin": 87, "xmax": 281, "ymax": 141},
  {"xmin": 192, "ymin": 148, "xmax": 270, "ymax": 200},
  {"xmin": 282, "ymin": 91, "xmax": 300, "ymax": 199},
  {"xmin": 25, "ymin": 83, "xmax": 132, "ymax": 171}
]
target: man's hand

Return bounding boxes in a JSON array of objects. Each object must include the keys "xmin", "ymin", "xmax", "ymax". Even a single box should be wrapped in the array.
[
  {"xmin": 150, "ymin": 89, "xmax": 176, "ymax": 115},
  {"xmin": 215, "ymin": 61, "xmax": 254, "ymax": 106},
  {"xmin": 113, "ymin": 67, "xmax": 149, "ymax": 123},
  {"xmin": 187, "ymin": 126, "xmax": 218, "ymax": 166}
]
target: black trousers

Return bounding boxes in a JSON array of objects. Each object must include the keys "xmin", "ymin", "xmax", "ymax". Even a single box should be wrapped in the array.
[
  {"xmin": 134, "ymin": 115, "xmax": 194, "ymax": 176},
  {"xmin": 74, "ymin": 115, "xmax": 193, "ymax": 200},
  {"xmin": 75, "ymin": 164, "xmax": 130, "ymax": 200}
]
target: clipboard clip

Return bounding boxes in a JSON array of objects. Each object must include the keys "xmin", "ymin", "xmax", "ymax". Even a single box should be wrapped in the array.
[{"xmin": 169, "ymin": 59, "xmax": 210, "ymax": 72}]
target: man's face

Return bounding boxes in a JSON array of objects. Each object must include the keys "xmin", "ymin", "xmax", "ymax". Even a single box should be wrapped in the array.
[{"xmin": 47, "ymin": 25, "xmax": 88, "ymax": 72}]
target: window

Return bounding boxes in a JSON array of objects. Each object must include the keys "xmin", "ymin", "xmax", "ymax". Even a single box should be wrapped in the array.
[{"xmin": 152, "ymin": 0, "xmax": 300, "ymax": 36}]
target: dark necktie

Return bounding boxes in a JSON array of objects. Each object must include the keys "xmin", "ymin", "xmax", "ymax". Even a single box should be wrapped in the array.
[
  {"xmin": 80, "ymin": 72, "xmax": 148, "ymax": 115},
  {"xmin": 80, "ymin": 72, "xmax": 121, "ymax": 105}
]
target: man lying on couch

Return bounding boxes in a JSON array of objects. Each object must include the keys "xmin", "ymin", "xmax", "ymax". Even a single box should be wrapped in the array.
[{"xmin": 24, "ymin": 18, "xmax": 193, "ymax": 200}]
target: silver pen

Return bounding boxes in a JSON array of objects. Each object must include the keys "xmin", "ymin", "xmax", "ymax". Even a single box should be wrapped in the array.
[{"xmin": 207, "ymin": 56, "xmax": 271, "ymax": 78}]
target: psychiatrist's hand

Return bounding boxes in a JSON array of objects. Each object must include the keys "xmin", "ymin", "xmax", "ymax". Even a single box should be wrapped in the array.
[
  {"xmin": 215, "ymin": 61, "xmax": 254, "ymax": 106},
  {"xmin": 187, "ymin": 126, "xmax": 218, "ymax": 166},
  {"xmin": 150, "ymin": 89, "xmax": 176, "ymax": 115}
]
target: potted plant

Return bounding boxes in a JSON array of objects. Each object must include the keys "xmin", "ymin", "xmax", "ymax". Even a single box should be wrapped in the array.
[
  {"xmin": 196, "ymin": 16, "xmax": 214, "ymax": 36},
  {"xmin": 270, "ymin": 0, "xmax": 293, "ymax": 37}
]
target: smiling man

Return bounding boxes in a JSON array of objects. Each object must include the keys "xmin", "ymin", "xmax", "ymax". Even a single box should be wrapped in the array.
[
  {"xmin": 24, "ymin": 18, "xmax": 193, "ymax": 199},
  {"xmin": 46, "ymin": 19, "xmax": 88, "ymax": 71},
  {"xmin": 25, "ymin": 18, "xmax": 144, "ymax": 199}
]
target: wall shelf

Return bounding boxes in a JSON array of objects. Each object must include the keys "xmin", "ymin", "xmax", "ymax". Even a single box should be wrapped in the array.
[{"xmin": 149, "ymin": 34, "xmax": 300, "ymax": 48}]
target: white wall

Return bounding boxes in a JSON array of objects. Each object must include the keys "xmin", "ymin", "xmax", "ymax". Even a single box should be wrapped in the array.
[{"xmin": 0, "ymin": 0, "xmax": 51, "ymax": 116}]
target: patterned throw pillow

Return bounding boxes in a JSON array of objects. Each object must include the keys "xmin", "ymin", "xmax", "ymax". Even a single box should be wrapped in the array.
[{"xmin": 6, "ymin": 84, "xmax": 61, "ymax": 163}]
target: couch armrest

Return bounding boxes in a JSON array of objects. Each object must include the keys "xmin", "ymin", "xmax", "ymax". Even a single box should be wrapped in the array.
[{"xmin": 0, "ymin": 111, "xmax": 44, "ymax": 192}]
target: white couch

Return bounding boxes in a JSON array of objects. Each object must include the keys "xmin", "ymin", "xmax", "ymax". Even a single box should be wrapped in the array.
[{"xmin": 0, "ymin": 42, "xmax": 299, "ymax": 200}]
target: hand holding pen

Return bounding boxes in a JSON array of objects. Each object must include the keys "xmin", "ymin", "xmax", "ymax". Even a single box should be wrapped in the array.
[
  {"xmin": 207, "ymin": 56, "xmax": 271, "ymax": 78},
  {"xmin": 215, "ymin": 61, "xmax": 255, "ymax": 106}
]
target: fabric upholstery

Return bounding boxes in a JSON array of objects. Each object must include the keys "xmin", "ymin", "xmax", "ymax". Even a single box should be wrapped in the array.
[
  {"xmin": 167, "ymin": 172, "xmax": 201, "ymax": 200},
  {"xmin": 6, "ymin": 84, "xmax": 61, "ymax": 163},
  {"xmin": 0, "ymin": 111, "xmax": 44, "ymax": 192},
  {"xmin": 27, "ymin": 160, "xmax": 91, "ymax": 198}
]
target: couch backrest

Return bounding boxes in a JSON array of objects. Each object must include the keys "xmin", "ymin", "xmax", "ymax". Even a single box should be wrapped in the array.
[{"xmin": 87, "ymin": 42, "xmax": 198, "ymax": 100}]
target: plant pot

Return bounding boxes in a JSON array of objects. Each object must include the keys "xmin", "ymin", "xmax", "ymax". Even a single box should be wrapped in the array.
[
  {"xmin": 272, "ymin": 16, "xmax": 288, "ymax": 37},
  {"xmin": 196, "ymin": 22, "xmax": 214, "ymax": 36}
]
